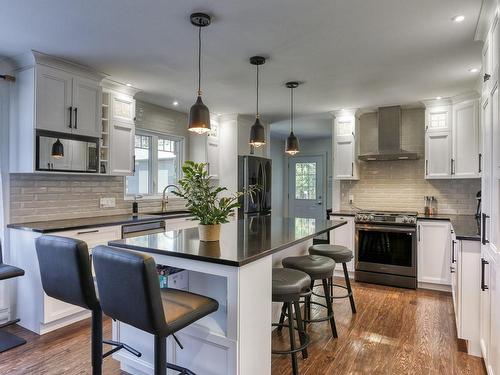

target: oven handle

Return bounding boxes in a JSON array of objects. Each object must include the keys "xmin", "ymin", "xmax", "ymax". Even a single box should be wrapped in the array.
[{"xmin": 355, "ymin": 224, "xmax": 416, "ymax": 234}]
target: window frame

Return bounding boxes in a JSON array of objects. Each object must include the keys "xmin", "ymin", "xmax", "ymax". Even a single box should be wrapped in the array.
[{"xmin": 124, "ymin": 128, "xmax": 185, "ymax": 200}]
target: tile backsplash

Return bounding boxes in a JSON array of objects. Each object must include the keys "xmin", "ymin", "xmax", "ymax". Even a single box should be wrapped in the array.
[
  {"xmin": 340, "ymin": 109, "xmax": 481, "ymax": 215},
  {"xmin": 9, "ymin": 174, "xmax": 187, "ymax": 223}
]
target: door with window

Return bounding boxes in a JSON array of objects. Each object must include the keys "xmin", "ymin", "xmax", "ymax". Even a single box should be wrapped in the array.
[{"xmin": 288, "ymin": 155, "xmax": 325, "ymax": 219}]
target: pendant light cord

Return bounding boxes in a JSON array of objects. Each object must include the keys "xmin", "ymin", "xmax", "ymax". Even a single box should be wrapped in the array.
[
  {"xmin": 290, "ymin": 87, "xmax": 294, "ymax": 132},
  {"xmin": 256, "ymin": 64, "xmax": 259, "ymax": 117},
  {"xmin": 198, "ymin": 26, "xmax": 202, "ymax": 95}
]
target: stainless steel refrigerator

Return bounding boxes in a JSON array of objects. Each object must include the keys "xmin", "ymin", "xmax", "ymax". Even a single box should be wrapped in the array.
[{"xmin": 238, "ymin": 155, "xmax": 272, "ymax": 215}]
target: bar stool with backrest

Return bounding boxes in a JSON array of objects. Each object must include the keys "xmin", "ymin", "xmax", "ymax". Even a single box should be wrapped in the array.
[
  {"xmin": 92, "ymin": 245, "xmax": 219, "ymax": 375},
  {"xmin": 0, "ymin": 240, "xmax": 26, "ymax": 352},
  {"xmin": 272, "ymin": 267, "xmax": 311, "ymax": 375},
  {"xmin": 308, "ymin": 244, "xmax": 356, "ymax": 313},
  {"xmin": 280, "ymin": 255, "xmax": 337, "ymax": 338},
  {"xmin": 35, "ymin": 235, "xmax": 142, "ymax": 375}
]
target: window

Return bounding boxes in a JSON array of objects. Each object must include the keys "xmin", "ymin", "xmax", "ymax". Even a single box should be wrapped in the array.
[
  {"xmin": 295, "ymin": 162, "xmax": 317, "ymax": 200},
  {"xmin": 126, "ymin": 130, "xmax": 184, "ymax": 197}
]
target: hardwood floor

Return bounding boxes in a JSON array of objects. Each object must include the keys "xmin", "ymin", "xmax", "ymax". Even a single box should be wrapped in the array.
[{"xmin": 0, "ymin": 280, "xmax": 486, "ymax": 375}]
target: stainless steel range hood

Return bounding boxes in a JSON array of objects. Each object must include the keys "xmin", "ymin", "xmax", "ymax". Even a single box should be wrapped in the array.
[{"xmin": 358, "ymin": 105, "xmax": 419, "ymax": 161}]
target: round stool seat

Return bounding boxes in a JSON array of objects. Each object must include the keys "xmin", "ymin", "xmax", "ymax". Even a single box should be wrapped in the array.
[
  {"xmin": 272, "ymin": 268, "xmax": 311, "ymax": 302},
  {"xmin": 282, "ymin": 255, "xmax": 335, "ymax": 280},
  {"xmin": 309, "ymin": 244, "xmax": 353, "ymax": 263}
]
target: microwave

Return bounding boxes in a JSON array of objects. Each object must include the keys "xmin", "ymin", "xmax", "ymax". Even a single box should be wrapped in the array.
[{"xmin": 36, "ymin": 130, "xmax": 100, "ymax": 173}]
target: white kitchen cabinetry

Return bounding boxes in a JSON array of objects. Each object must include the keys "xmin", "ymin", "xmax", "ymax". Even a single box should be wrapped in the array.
[
  {"xmin": 424, "ymin": 96, "xmax": 480, "ymax": 179},
  {"xmin": 10, "ymin": 225, "xmax": 122, "ymax": 334},
  {"xmin": 332, "ymin": 110, "xmax": 359, "ymax": 180},
  {"xmin": 329, "ymin": 214, "xmax": 355, "ymax": 272},
  {"xmin": 189, "ymin": 114, "xmax": 220, "ymax": 179},
  {"xmin": 109, "ymin": 120, "xmax": 135, "ymax": 176},
  {"xmin": 417, "ymin": 220, "xmax": 451, "ymax": 286}
]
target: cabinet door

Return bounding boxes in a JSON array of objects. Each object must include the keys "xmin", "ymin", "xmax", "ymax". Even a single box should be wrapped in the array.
[
  {"xmin": 329, "ymin": 215, "xmax": 355, "ymax": 272},
  {"xmin": 72, "ymin": 77, "xmax": 101, "ymax": 137},
  {"xmin": 110, "ymin": 120, "xmax": 135, "ymax": 176},
  {"xmin": 333, "ymin": 117, "xmax": 357, "ymax": 180},
  {"xmin": 417, "ymin": 221, "xmax": 451, "ymax": 285},
  {"xmin": 36, "ymin": 65, "xmax": 73, "ymax": 132},
  {"xmin": 482, "ymin": 97, "xmax": 492, "ymax": 238},
  {"xmin": 207, "ymin": 140, "xmax": 219, "ymax": 179},
  {"xmin": 453, "ymin": 100, "xmax": 480, "ymax": 178},
  {"xmin": 425, "ymin": 131, "xmax": 452, "ymax": 178},
  {"xmin": 111, "ymin": 92, "xmax": 135, "ymax": 124},
  {"xmin": 480, "ymin": 251, "xmax": 492, "ymax": 368}
]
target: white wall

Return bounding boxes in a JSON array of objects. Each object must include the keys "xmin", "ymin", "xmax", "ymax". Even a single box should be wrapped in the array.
[{"xmin": 270, "ymin": 137, "xmax": 285, "ymax": 217}]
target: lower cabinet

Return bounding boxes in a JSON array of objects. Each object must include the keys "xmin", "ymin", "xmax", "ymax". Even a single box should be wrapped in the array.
[
  {"xmin": 417, "ymin": 220, "xmax": 451, "ymax": 286},
  {"xmin": 329, "ymin": 214, "xmax": 355, "ymax": 272}
]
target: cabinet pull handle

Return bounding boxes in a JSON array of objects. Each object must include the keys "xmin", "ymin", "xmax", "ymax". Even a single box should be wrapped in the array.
[
  {"xmin": 74, "ymin": 107, "xmax": 78, "ymax": 129},
  {"xmin": 417, "ymin": 225, "xmax": 421, "ymax": 242},
  {"xmin": 450, "ymin": 158, "xmax": 455, "ymax": 175},
  {"xmin": 450, "ymin": 266, "xmax": 455, "ymax": 273},
  {"xmin": 481, "ymin": 258, "xmax": 489, "ymax": 291},
  {"xmin": 69, "ymin": 106, "xmax": 73, "ymax": 128},
  {"xmin": 76, "ymin": 229, "xmax": 99, "ymax": 235},
  {"xmin": 351, "ymin": 162, "xmax": 354, "ymax": 177},
  {"xmin": 479, "ymin": 153, "xmax": 482, "ymax": 173},
  {"xmin": 451, "ymin": 240, "xmax": 456, "ymax": 263},
  {"xmin": 482, "ymin": 213, "xmax": 490, "ymax": 245},
  {"xmin": 133, "ymin": 155, "xmax": 136, "ymax": 173},
  {"xmin": 484, "ymin": 73, "xmax": 491, "ymax": 83},
  {"xmin": 425, "ymin": 160, "xmax": 428, "ymax": 175}
]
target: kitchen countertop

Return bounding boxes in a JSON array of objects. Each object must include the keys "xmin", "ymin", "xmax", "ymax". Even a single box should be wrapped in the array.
[
  {"xmin": 109, "ymin": 216, "xmax": 347, "ymax": 267},
  {"xmin": 417, "ymin": 214, "xmax": 480, "ymax": 241},
  {"xmin": 7, "ymin": 211, "xmax": 193, "ymax": 233},
  {"xmin": 329, "ymin": 210, "xmax": 357, "ymax": 216}
]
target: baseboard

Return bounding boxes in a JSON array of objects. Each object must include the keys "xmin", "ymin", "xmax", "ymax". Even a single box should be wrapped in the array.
[
  {"xmin": 417, "ymin": 282, "xmax": 451, "ymax": 292},
  {"xmin": 37, "ymin": 310, "xmax": 91, "ymax": 335}
]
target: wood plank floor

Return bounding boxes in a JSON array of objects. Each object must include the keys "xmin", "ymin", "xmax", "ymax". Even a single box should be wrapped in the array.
[{"xmin": 0, "ymin": 280, "xmax": 486, "ymax": 375}]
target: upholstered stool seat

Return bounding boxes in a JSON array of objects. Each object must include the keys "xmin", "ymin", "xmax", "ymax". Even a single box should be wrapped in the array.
[
  {"xmin": 272, "ymin": 268, "xmax": 311, "ymax": 375},
  {"xmin": 282, "ymin": 255, "xmax": 335, "ymax": 280},
  {"xmin": 308, "ymin": 244, "xmax": 356, "ymax": 314}
]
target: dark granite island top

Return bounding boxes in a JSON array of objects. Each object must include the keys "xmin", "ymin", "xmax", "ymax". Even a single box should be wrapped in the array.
[{"xmin": 108, "ymin": 216, "xmax": 346, "ymax": 267}]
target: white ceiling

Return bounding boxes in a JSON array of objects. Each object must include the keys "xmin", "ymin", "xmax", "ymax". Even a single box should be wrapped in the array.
[
  {"xmin": 0, "ymin": 0, "xmax": 483, "ymax": 123},
  {"xmin": 271, "ymin": 113, "xmax": 332, "ymax": 140}
]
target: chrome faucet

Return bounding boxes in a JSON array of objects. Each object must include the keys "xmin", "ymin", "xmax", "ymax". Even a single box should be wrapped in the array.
[{"xmin": 161, "ymin": 184, "xmax": 179, "ymax": 212}]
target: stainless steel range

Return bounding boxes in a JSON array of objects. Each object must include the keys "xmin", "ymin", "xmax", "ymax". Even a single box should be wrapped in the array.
[{"xmin": 354, "ymin": 211, "xmax": 418, "ymax": 289}]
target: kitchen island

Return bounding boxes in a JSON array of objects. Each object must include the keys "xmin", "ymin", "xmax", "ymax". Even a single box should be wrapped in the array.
[{"xmin": 107, "ymin": 215, "xmax": 346, "ymax": 375}]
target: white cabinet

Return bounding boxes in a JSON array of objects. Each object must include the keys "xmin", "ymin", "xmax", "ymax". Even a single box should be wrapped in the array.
[
  {"xmin": 36, "ymin": 65, "xmax": 101, "ymax": 137},
  {"xmin": 417, "ymin": 220, "xmax": 451, "ymax": 286},
  {"xmin": 480, "ymin": 248, "xmax": 494, "ymax": 372},
  {"xmin": 332, "ymin": 110, "xmax": 359, "ymax": 180},
  {"xmin": 189, "ymin": 114, "xmax": 220, "ymax": 179},
  {"xmin": 329, "ymin": 214, "xmax": 355, "ymax": 272},
  {"xmin": 424, "ymin": 97, "xmax": 480, "ymax": 179},
  {"xmin": 452, "ymin": 100, "xmax": 480, "ymax": 178}
]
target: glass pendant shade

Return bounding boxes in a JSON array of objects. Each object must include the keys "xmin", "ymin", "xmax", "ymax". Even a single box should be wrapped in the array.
[
  {"xmin": 285, "ymin": 131, "xmax": 300, "ymax": 155},
  {"xmin": 188, "ymin": 95, "xmax": 211, "ymax": 134},
  {"xmin": 249, "ymin": 117, "xmax": 266, "ymax": 147},
  {"xmin": 51, "ymin": 138, "xmax": 64, "ymax": 159}
]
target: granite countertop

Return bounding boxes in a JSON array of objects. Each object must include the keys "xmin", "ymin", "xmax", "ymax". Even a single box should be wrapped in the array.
[
  {"xmin": 7, "ymin": 211, "xmax": 193, "ymax": 233},
  {"xmin": 417, "ymin": 214, "xmax": 481, "ymax": 241},
  {"xmin": 329, "ymin": 210, "xmax": 358, "ymax": 216},
  {"xmin": 109, "ymin": 216, "xmax": 347, "ymax": 267}
]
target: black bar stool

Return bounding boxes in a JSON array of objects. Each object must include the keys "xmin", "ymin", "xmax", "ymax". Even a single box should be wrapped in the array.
[
  {"xmin": 309, "ymin": 244, "xmax": 356, "ymax": 313},
  {"xmin": 281, "ymin": 255, "xmax": 337, "ymax": 338},
  {"xmin": 35, "ymin": 236, "xmax": 141, "ymax": 375},
  {"xmin": 272, "ymin": 268, "xmax": 311, "ymax": 375},
  {"xmin": 0, "ymin": 240, "xmax": 26, "ymax": 352},
  {"xmin": 92, "ymin": 245, "xmax": 219, "ymax": 375}
]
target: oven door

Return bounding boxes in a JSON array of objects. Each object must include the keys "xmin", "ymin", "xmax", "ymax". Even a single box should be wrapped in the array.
[{"xmin": 355, "ymin": 224, "xmax": 417, "ymax": 277}]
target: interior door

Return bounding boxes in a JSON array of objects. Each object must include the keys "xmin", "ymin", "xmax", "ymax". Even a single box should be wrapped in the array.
[{"xmin": 288, "ymin": 155, "xmax": 324, "ymax": 219}]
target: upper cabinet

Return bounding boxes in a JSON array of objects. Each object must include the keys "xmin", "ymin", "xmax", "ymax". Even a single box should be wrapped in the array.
[
  {"xmin": 332, "ymin": 110, "xmax": 359, "ymax": 180},
  {"xmin": 424, "ymin": 94, "xmax": 480, "ymax": 180}
]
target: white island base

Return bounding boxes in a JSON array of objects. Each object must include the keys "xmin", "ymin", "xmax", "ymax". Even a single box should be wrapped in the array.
[{"xmin": 112, "ymin": 240, "xmax": 312, "ymax": 375}]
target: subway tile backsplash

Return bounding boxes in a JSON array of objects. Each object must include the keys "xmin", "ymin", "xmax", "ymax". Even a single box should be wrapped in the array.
[
  {"xmin": 9, "ymin": 174, "xmax": 187, "ymax": 224},
  {"xmin": 340, "ymin": 159, "xmax": 480, "ymax": 214}
]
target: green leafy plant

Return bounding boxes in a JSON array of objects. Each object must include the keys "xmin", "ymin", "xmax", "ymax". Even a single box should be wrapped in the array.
[{"xmin": 173, "ymin": 161, "xmax": 258, "ymax": 225}]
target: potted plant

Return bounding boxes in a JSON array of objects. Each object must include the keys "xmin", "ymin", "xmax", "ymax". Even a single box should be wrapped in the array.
[{"xmin": 174, "ymin": 161, "xmax": 256, "ymax": 241}]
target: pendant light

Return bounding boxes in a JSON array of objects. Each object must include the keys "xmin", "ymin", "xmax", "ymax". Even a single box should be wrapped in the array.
[
  {"xmin": 285, "ymin": 81, "xmax": 300, "ymax": 155},
  {"xmin": 51, "ymin": 139, "xmax": 64, "ymax": 159},
  {"xmin": 249, "ymin": 56, "xmax": 266, "ymax": 147},
  {"xmin": 188, "ymin": 13, "xmax": 211, "ymax": 134}
]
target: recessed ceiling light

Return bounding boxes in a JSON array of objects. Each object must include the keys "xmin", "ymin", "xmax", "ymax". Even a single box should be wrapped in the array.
[
  {"xmin": 469, "ymin": 68, "xmax": 479, "ymax": 73},
  {"xmin": 173, "ymin": 101, "xmax": 179, "ymax": 106},
  {"xmin": 126, "ymin": 83, "xmax": 132, "ymax": 87},
  {"xmin": 452, "ymin": 15, "xmax": 465, "ymax": 23},
  {"xmin": 436, "ymin": 96, "xmax": 442, "ymax": 100}
]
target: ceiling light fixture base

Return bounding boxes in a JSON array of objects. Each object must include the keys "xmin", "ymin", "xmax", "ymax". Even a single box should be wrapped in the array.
[
  {"xmin": 190, "ymin": 13, "xmax": 211, "ymax": 27},
  {"xmin": 286, "ymin": 81, "xmax": 299, "ymax": 89},
  {"xmin": 250, "ymin": 56, "xmax": 266, "ymax": 65}
]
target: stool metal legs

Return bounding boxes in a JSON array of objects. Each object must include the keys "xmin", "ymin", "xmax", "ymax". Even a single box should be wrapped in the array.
[
  {"xmin": 91, "ymin": 310, "xmax": 103, "ymax": 375},
  {"xmin": 154, "ymin": 335, "xmax": 166, "ymax": 375},
  {"xmin": 287, "ymin": 302, "xmax": 298, "ymax": 375},
  {"xmin": 321, "ymin": 279, "xmax": 338, "ymax": 338},
  {"xmin": 329, "ymin": 263, "xmax": 356, "ymax": 314}
]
